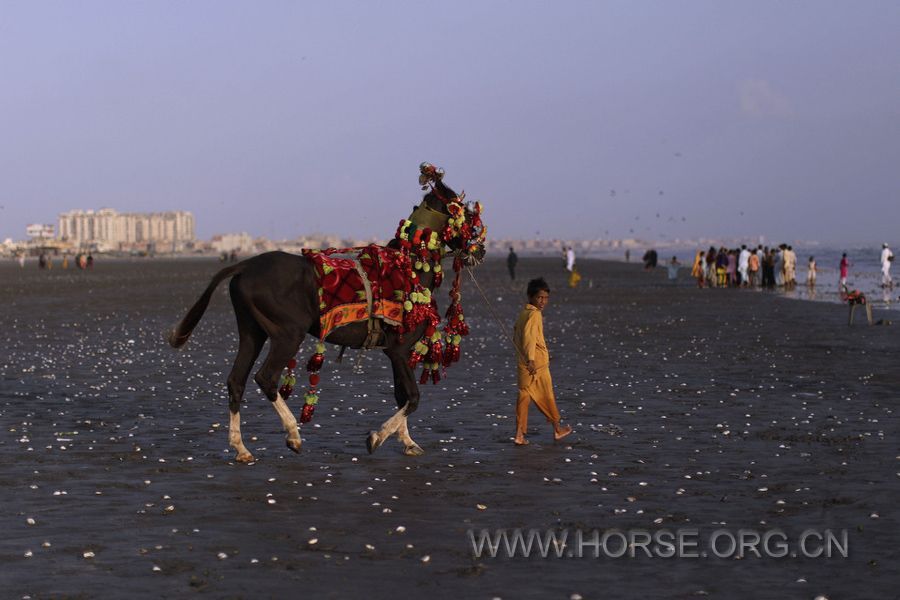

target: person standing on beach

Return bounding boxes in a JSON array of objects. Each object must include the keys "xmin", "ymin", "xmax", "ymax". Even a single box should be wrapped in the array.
[
  {"xmin": 565, "ymin": 247, "xmax": 576, "ymax": 272},
  {"xmin": 755, "ymin": 245, "xmax": 765, "ymax": 286},
  {"xmin": 715, "ymin": 247, "xmax": 728, "ymax": 287},
  {"xmin": 880, "ymin": 243, "xmax": 894, "ymax": 288},
  {"xmin": 667, "ymin": 256, "xmax": 681, "ymax": 284},
  {"xmin": 738, "ymin": 245, "xmax": 750, "ymax": 287},
  {"xmin": 839, "ymin": 253, "xmax": 850, "ymax": 290},
  {"xmin": 748, "ymin": 250, "xmax": 760, "ymax": 287},
  {"xmin": 705, "ymin": 247, "xmax": 717, "ymax": 287},
  {"xmin": 763, "ymin": 248, "xmax": 776, "ymax": 288},
  {"xmin": 784, "ymin": 246, "xmax": 797, "ymax": 287},
  {"xmin": 512, "ymin": 277, "xmax": 572, "ymax": 445},
  {"xmin": 691, "ymin": 250, "xmax": 705, "ymax": 288},
  {"xmin": 774, "ymin": 246, "xmax": 784, "ymax": 286},
  {"xmin": 507, "ymin": 247, "xmax": 518, "ymax": 281},
  {"xmin": 726, "ymin": 249, "xmax": 737, "ymax": 286},
  {"xmin": 807, "ymin": 256, "xmax": 817, "ymax": 287}
]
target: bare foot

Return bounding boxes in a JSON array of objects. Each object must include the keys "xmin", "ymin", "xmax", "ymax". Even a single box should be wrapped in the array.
[
  {"xmin": 513, "ymin": 436, "xmax": 529, "ymax": 446},
  {"xmin": 553, "ymin": 425, "xmax": 573, "ymax": 441}
]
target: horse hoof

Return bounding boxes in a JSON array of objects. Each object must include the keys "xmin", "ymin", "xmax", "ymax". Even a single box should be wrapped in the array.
[
  {"xmin": 367, "ymin": 431, "xmax": 383, "ymax": 454},
  {"xmin": 285, "ymin": 438, "xmax": 302, "ymax": 454},
  {"xmin": 403, "ymin": 444, "xmax": 424, "ymax": 457},
  {"xmin": 235, "ymin": 452, "xmax": 255, "ymax": 463}
]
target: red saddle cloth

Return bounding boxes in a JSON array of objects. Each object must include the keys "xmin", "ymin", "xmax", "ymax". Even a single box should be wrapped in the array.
[{"xmin": 302, "ymin": 244, "xmax": 410, "ymax": 340}]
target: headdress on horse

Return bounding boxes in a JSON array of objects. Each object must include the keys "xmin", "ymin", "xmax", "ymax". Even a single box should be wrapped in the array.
[{"xmin": 418, "ymin": 162, "xmax": 444, "ymax": 189}]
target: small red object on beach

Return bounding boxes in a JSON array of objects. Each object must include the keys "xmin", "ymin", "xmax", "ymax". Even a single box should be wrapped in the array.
[{"xmin": 846, "ymin": 290, "xmax": 866, "ymax": 305}]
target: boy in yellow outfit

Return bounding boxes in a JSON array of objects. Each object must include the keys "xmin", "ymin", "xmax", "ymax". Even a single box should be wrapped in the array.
[{"xmin": 513, "ymin": 277, "xmax": 573, "ymax": 445}]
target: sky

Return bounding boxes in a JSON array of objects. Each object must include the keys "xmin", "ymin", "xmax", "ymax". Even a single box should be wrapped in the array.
[{"xmin": 2, "ymin": 1, "xmax": 899, "ymax": 245}]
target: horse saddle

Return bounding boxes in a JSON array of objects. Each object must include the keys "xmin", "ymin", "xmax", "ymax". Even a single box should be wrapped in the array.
[{"xmin": 302, "ymin": 245, "xmax": 408, "ymax": 349}]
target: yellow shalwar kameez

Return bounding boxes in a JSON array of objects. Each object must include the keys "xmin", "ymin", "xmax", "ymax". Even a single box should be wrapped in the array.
[{"xmin": 513, "ymin": 304, "xmax": 560, "ymax": 437}]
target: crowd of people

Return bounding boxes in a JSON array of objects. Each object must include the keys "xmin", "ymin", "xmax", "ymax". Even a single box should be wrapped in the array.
[
  {"xmin": 504, "ymin": 242, "xmax": 897, "ymax": 294},
  {"xmin": 688, "ymin": 244, "xmax": 810, "ymax": 289},
  {"xmin": 35, "ymin": 251, "xmax": 94, "ymax": 270},
  {"xmin": 683, "ymin": 243, "xmax": 895, "ymax": 290}
]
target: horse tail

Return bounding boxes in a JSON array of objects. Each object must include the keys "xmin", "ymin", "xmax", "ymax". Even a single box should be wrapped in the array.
[{"xmin": 168, "ymin": 262, "xmax": 246, "ymax": 348}]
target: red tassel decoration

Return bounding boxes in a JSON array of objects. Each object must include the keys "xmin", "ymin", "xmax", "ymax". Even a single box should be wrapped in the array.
[
  {"xmin": 306, "ymin": 353, "xmax": 324, "ymax": 372},
  {"xmin": 431, "ymin": 341, "xmax": 443, "ymax": 366},
  {"xmin": 278, "ymin": 359, "xmax": 297, "ymax": 399},
  {"xmin": 300, "ymin": 401, "xmax": 315, "ymax": 424},
  {"xmin": 301, "ymin": 343, "xmax": 325, "ymax": 424}
]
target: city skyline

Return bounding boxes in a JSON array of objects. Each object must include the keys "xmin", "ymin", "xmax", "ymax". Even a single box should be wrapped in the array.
[
  {"xmin": 11, "ymin": 204, "xmax": 832, "ymax": 258},
  {"xmin": 56, "ymin": 208, "xmax": 194, "ymax": 251},
  {"xmin": 2, "ymin": 2, "xmax": 899, "ymax": 245},
  {"xmin": 4, "ymin": 202, "xmax": 884, "ymax": 251}
]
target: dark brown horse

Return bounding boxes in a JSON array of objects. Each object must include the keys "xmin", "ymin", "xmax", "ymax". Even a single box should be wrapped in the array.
[{"xmin": 168, "ymin": 168, "xmax": 485, "ymax": 462}]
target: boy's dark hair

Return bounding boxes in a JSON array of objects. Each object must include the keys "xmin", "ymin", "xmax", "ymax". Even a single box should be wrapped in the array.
[{"xmin": 527, "ymin": 277, "xmax": 550, "ymax": 298}]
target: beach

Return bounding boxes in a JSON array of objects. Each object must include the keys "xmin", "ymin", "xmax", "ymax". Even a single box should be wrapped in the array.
[{"xmin": 1, "ymin": 256, "xmax": 897, "ymax": 599}]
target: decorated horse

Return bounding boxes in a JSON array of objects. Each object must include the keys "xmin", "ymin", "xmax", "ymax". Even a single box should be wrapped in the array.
[{"xmin": 168, "ymin": 163, "xmax": 486, "ymax": 461}]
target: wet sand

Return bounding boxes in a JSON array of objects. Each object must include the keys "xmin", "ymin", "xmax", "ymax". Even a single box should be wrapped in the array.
[{"xmin": 1, "ymin": 257, "xmax": 897, "ymax": 599}]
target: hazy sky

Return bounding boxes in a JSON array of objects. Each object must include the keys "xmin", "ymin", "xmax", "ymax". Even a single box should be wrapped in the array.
[{"xmin": 2, "ymin": 1, "xmax": 899, "ymax": 244}]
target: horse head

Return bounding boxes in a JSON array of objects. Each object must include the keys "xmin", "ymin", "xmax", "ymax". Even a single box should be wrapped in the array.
[{"xmin": 415, "ymin": 162, "xmax": 487, "ymax": 266}]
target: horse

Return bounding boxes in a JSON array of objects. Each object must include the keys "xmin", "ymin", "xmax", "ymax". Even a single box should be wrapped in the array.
[{"xmin": 168, "ymin": 165, "xmax": 485, "ymax": 462}]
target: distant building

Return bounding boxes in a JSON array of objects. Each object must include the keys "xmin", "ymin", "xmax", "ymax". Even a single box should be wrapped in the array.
[
  {"xmin": 57, "ymin": 209, "xmax": 195, "ymax": 252},
  {"xmin": 26, "ymin": 224, "xmax": 55, "ymax": 240},
  {"xmin": 210, "ymin": 232, "xmax": 254, "ymax": 254}
]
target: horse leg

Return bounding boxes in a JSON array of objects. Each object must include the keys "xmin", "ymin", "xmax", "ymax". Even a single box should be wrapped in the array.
[
  {"xmin": 227, "ymin": 286, "xmax": 267, "ymax": 463},
  {"xmin": 366, "ymin": 400, "xmax": 410, "ymax": 455},
  {"xmin": 367, "ymin": 352, "xmax": 423, "ymax": 456},
  {"xmin": 254, "ymin": 333, "xmax": 304, "ymax": 453},
  {"xmin": 395, "ymin": 411, "xmax": 423, "ymax": 456}
]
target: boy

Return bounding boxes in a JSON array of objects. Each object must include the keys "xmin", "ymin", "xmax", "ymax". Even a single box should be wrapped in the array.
[
  {"xmin": 667, "ymin": 256, "xmax": 681, "ymax": 283},
  {"xmin": 512, "ymin": 277, "xmax": 572, "ymax": 445}
]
